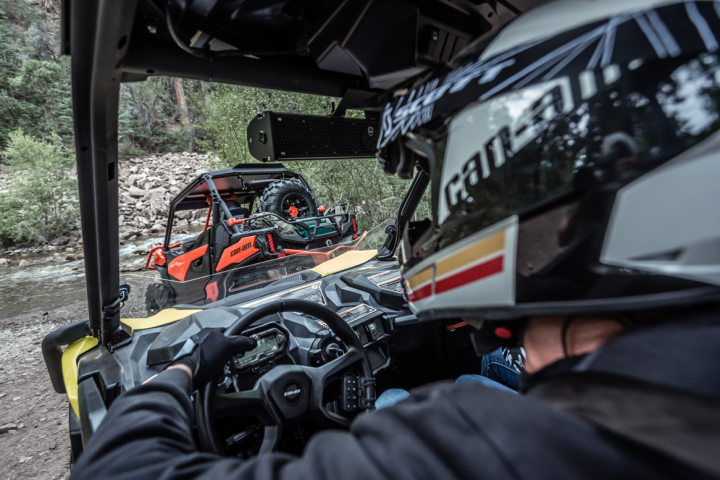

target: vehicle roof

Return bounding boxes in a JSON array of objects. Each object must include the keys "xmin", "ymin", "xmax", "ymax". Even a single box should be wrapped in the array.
[
  {"xmin": 173, "ymin": 163, "xmax": 296, "ymax": 211},
  {"xmin": 62, "ymin": 0, "xmax": 544, "ymax": 112}
]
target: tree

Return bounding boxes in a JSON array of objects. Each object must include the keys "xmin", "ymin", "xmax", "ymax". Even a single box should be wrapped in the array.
[{"xmin": 0, "ymin": 129, "xmax": 78, "ymax": 246}]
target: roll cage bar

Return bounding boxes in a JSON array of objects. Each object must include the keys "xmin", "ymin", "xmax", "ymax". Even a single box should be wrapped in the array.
[{"xmin": 161, "ymin": 166, "xmax": 319, "ymax": 250}]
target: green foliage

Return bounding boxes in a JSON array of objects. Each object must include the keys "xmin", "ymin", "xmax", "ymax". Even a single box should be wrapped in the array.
[
  {"xmin": 0, "ymin": 3, "xmax": 424, "ymax": 246},
  {"xmin": 0, "ymin": 129, "xmax": 78, "ymax": 246},
  {"xmin": 0, "ymin": 1, "xmax": 72, "ymax": 148},
  {"xmin": 197, "ymin": 85, "xmax": 417, "ymax": 231},
  {"xmin": 119, "ymin": 78, "xmax": 184, "ymax": 157}
]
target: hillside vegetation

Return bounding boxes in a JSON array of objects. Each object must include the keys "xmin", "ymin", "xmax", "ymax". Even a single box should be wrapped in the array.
[{"xmin": 0, "ymin": 0, "xmax": 422, "ymax": 249}]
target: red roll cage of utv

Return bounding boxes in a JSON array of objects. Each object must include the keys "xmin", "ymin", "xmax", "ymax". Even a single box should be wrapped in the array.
[{"xmin": 142, "ymin": 162, "xmax": 364, "ymax": 313}]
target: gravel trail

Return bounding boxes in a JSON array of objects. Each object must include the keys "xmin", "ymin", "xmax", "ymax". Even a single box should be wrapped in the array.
[{"xmin": 0, "ymin": 280, "xmax": 151, "ymax": 479}]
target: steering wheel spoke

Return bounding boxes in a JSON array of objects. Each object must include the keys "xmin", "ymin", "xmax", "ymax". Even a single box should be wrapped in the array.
[
  {"xmin": 258, "ymin": 425, "xmax": 283, "ymax": 454},
  {"xmin": 213, "ymin": 388, "xmax": 265, "ymax": 417}
]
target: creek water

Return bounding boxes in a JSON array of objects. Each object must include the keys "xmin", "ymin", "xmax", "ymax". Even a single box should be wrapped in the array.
[{"xmin": 0, "ymin": 233, "xmax": 189, "ymax": 319}]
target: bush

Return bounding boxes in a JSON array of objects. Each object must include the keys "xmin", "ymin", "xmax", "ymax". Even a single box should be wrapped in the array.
[{"xmin": 0, "ymin": 129, "xmax": 78, "ymax": 246}]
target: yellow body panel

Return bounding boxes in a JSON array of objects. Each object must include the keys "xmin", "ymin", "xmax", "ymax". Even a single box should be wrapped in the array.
[
  {"xmin": 63, "ymin": 336, "xmax": 99, "ymax": 417},
  {"xmin": 121, "ymin": 308, "xmax": 202, "ymax": 333},
  {"xmin": 61, "ymin": 256, "xmax": 377, "ymax": 415},
  {"xmin": 311, "ymin": 249, "xmax": 377, "ymax": 276}
]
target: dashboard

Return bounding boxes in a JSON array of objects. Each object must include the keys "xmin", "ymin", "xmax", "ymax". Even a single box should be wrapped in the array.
[
  {"xmin": 100, "ymin": 259, "xmax": 420, "ymax": 395},
  {"xmin": 72, "ymin": 258, "xmax": 454, "ymax": 459}
]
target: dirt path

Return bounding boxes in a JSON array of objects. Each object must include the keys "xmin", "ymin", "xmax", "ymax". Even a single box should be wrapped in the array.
[{"xmin": 0, "ymin": 280, "xmax": 152, "ymax": 479}]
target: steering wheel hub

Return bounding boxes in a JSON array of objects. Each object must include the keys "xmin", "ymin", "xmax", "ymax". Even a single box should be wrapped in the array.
[{"xmin": 283, "ymin": 381, "xmax": 302, "ymax": 403}]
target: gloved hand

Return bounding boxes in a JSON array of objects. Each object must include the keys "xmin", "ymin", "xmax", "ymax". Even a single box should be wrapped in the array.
[{"xmin": 167, "ymin": 328, "xmax": 256, "ymax": 390}]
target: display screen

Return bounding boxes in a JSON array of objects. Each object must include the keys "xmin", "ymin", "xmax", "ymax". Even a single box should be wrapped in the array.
[{"xmin": 236, "ymin": 335, "xmax": 278, "ymax": 367}]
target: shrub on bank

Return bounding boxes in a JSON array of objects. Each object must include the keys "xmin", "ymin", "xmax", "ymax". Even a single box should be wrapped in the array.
[{"xmin": 0, "ymin": 129, "xmax": 78, "ymax": 247}]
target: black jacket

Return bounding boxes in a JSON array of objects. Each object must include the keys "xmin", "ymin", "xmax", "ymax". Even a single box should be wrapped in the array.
[{"xmin": 71, "ymin": 309, "xmax": 720, "ymax": 480}]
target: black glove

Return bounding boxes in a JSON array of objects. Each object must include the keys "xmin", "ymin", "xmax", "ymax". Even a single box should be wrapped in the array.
[{"xmin": 168, "ymin": 328, "xmax": 256, "ymax": 390}]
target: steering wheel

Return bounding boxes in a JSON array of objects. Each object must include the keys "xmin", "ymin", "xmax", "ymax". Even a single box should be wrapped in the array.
[{"xmin": 196, "ymin": 299, "xmax": 374, "ymax": 455}]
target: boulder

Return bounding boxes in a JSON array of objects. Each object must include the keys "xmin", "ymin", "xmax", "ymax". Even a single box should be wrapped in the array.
[
  {"xmin": 150, "ymin": 198, "xmax": 165, "ymax": 215},
  {"xmin": 128, "ymin": 187, "xmax": 147, "ymax": 197},
  {"xmin": 148, "ymin": 188, "xmax": 166, "ymax": 200},
  {"xmin": 175, "ymin": 210, "xmax": 192, "ymax": 220},
  {"xmin": 50, "ymin": 236, "xmax": 70, "ymax": 246}
]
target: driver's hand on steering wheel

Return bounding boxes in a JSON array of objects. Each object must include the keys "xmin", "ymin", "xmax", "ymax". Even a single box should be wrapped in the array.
[{"xmin": 165, "ymin": 328, "xmax": 257, "ymax": 391}]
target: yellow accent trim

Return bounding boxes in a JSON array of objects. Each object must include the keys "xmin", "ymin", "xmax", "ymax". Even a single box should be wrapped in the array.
[
  {"xmin": 406, "ymin": 267, "xmax": 433, "ymax": 290},
  {"xmin": 121, "ymin": 308, "xmax": 202, "ymax": 334},
  {"xmin": 63, "ymin": 336, "xmax": 99, "ymax": 418},
  {"xmin": 435, "ymin": 230, "xmax": 505, "ymax": 278},
  {"xmin": 311, "ymin": 249, "xmax": 378, "ymax": 276}
]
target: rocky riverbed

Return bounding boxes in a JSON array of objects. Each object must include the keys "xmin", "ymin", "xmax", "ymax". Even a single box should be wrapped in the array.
[{"xmin": 0, "ymin": 152, "xmax": 213, "ymax": 264}]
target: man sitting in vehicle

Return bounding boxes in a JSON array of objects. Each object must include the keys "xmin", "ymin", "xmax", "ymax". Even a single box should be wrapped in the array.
[{"xmin": 71, "ymin": 1, "xmax": 720, "ymax": 479}]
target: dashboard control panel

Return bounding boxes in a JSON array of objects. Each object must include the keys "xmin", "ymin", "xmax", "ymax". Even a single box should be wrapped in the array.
[{"xmin": 234, "ymin": 324, "xmax": 287, "ymax": 373}]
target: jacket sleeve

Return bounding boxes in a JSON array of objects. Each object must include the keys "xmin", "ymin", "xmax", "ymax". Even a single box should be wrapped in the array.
[{"xmin": 71, "ymin": 370, "xmax": 515, "ymax": 480}]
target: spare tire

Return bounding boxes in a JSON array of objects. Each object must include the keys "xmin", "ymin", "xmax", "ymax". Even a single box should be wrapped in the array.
[{"xmin": 259, "ymin": 179, "xmax": 319, "ymax": 221}]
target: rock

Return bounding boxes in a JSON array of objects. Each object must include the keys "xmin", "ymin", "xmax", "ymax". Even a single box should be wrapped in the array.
[
  {"xmin": 176, "ymin": 219, "xmax": 189, "ymax": 228},
  {"xmin": 129, "ymin": 166, "xmax": 138, "ymax": 173},
  {"xmin": 150, "ymin": 224, "xmax": 164, "ymax": 233},
  {"xmin": 147, "ymin": 176, "xmax": 165, "ymax": 186},
  {"xmin": 50, "ymin": 236, "xmax": 70, "ymax": 246},
  {"xmin": 65, "ymin": 256, "xmax": 76, "ymax": 261},
  {"xmin": 118, "ymin": 215, "xmax": 125, "ymax": 226},
  {"xmin": 128, "ymin": 187, "xmax": 147, "ymax": 197},
  {"xmin": 147, "ymin": 187, "xmax": 166, "ymax": 199},
  {"xmin": 175, "ymin": 210, "xmax": 192, "ymax": 220},
  {"xmin": 49, "ymin": 443, "xmax": 57, "ymax": 450},
  {"xmin": 150, "ymin": 198, "xmax": 165, "ymax": 215},
  {"xmin": 13, "ymin": 396, "xmax": 20, "ymax": 401},
  {"xmin": 18, "ymin": 259, "xmax": 29, "ymax": 266},
  {"xmin": 0, "ymin": 423, "xmax": 17, "ymax": 434},
  {"xmin": 65, "ymin": 247, "xmax": 74, "ymax": 253},
  {"xmin": 0, "ymin": 258, "xmax": 8, "ymax": 266},
  {"xmin": 19, "ymin": 456, "xmax": 33, "ymax": 463}
]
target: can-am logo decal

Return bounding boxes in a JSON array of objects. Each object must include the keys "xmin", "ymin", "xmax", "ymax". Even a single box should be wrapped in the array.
[
  {"xmin": 442, "ymin": 78, "xmax": 574, "ymax": 222},
  {"xmin": 230, "ymin": 240, "xmax": 253, "ymax": 257},
  {"xmin": 439, "ymin": 77, "xmax": 575, "ymax": 224},
  {"xmin": 377, "ymin": 3, "xmax": 716, "ymax": 149}
]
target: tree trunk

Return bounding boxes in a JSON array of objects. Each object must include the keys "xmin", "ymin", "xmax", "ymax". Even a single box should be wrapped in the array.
[{"xmin": 173, "ymin": 77, "xmax": 188, "ymax": 124}]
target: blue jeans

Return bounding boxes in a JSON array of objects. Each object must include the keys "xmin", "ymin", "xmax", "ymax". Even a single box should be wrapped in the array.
[
  {"xmin": 376, "ymin": 348, "xmax": 519, "ymax": 409},
  {"xmin": 481, "ymin": 347, "xmax": 522, "ymax": 391}
]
